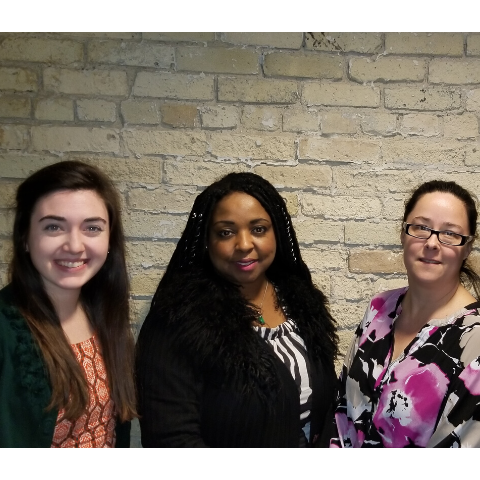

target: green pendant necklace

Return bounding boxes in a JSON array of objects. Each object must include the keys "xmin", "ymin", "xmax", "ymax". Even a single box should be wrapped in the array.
[{"xmin": 257, "ymin": 280, "xmax": 269, "ymax": 326}]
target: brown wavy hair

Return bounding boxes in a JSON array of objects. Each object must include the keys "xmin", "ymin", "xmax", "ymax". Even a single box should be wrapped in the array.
[{"xmin": 10, "ymin": 160, "xmax": 136, "ymax": 422}]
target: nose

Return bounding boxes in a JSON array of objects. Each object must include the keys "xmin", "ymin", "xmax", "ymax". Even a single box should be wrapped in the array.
[
  {"xmin": 424, "ymin": 232, "xmax": 440, "ymax": 249},
  {"xmin": 236, "ymin": 230, "xmax": 254, "ymax": 252},
  {"xmin": 63, "ymin": 229, "xmax": 85, "ymax": 254}
]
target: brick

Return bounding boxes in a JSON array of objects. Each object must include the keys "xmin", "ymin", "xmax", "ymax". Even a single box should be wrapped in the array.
[
  {"xmin": 418, "ymin": 173, "xmax": 480, "ymax": 196},
  {"xmin": 382, "ymin": 196, "xmax": 408, "ymax": 221},
  {"xmin": 0, "ymin": 155, "xmax": 58, "ymax": 178},
  {"xmin": 264, "ymin": 52, "xmax": 343, "ymax": 79},
  {"xmin": 0, "ymin": 239, "xmax": 13, "ymax": 264},
  {"xmin": 121, "ymin": 99, "xmax": 160, "ymax": 125},
  {"xmin": 176, "ymin": 47, "xmax": 258, "ymax": 74},
  {"xmin": 466, "ymin": 89, "xmax": 480, "ymax": 112},
  {"xmin": 349, "ymin": 250, "xmax": 405, "ymax": 274},
  {"xmin": 310, "ymin": 273, "xmax": 331, "ymax": 296},
  {"xmin": 200, "ymin": 105, "xmax": 239, "ymax": 129},
  {"xmin": 124, "ymin": 213, "xmax": 187, "ymax": 240},
  {"xmin": 0, "ymin": 264, "xmax": 9, "ymax": 289},
  {"xmin": 35, "ymin": 98, "xmax": 74, "ymax": 121},
  {"xmin": 334, "ymin": 169, "xmax": 419, "ymax": 194},
  {"xmin": 142, "ymin": 33, "xmax": 215, "ymax": 42},
  {"xmin": 384, "ymin": 87, "xmax": 461, "ymax": 111},
  {"xmin": 253, "ymin": 164, "xmax": 332, "ymax": 189},
  {"xmin": 31, "ymin": 126, "xmax": 120, "ymax": 153},
  {"xmin": 0, "ymin": 96, "xmax": 30, "ymax": 118},
  {"xmin": 126, "ymin": 241, "xmax": 177, "ymax": 267},
  {"xmin": 218, "ymin": 77, "xmax": 298, "ymax": 104},
  {"xmin": 345, "ymin": 222, "xmax": 402, "ymax": 246},
  {"xmin": 0, "ymin": 68, "xmax": 37, "ymax": 92},
  {"xmin": 360, "ymin": 113, "xmax": 397, "ymax": 136},
  {"xmin": 164, "ymin": 160, "xmax": 248, "ymax": 186},
  {"xmin": 467, "ymin": 34, "xmax": 480, "ymax": 55},
  {"xmin": 44, "ymin": 68, "xmax": 128, "ymax": 96},
  {"xmin": 430, "ymin": 59, "xmax": 480, "ymax": 84},
  {"xmin": 128, "ymin": 187, "xmax": 196, "ymax": 214},
  {"xmin": 281, "ymin": 192, "xmax": 299, "ymax": 216},
  {"xmin": 331, "ymin": 276, "xmax": 374, "ymax": 301},
  {"xmin": 349, "ymin": 57, "xmax": 426, "ymax": 83},
  {"xmin": 373, "ymin": 277, "xmax": 408, "ymax": 295},
  {"xmin": 320, "ymin": 112, "xmax": 358, "ymax": 134},
  {"xmin": 331, "ymin": 303, "xmax": 368, "ymax": 330},
  {"xmin": 80, "ymin": 157, "xmax": 162, "ymax": 183},
  {"xmin": 241, "ymin": 106, "xmax": 282, "ymax": 131},
  {"xmin": 88, "ymin": 40, "xmax": 174, "ymax": 68},
  {"xmin": 302, "ymin": 248, "xmax": 346, "ymax": 271},
  {"xmin": 0, "ymin": 125, "xmax": 29, "ymax": 150},
  {"xmin": 292, "ymin": 219, "xmax": 343, "ymax": 244},
  {"xmin": 337, "ymin": 329, "xmax": 357, "ymax": 367},
  {"xmin": 382, "ymin": 138, "xmax": 465, "ymax": 165},
  {"xmin": 443, "ymin": 114, "xmax": 478, "ymax": 139},
  {"xmin": 130, "ymin": 270, "xmax": 163, "ymax": 296},
  {"xmin": 209, "ymin": 133, "xmax": 295, "ymax": 160},
  {"xmin": 123, "ymin": 130, "xmax": 207, "ymax": 156},
  {"xmin": 160, "ymin": 104, "xmax": 198, "ymax": 128},
  {"xmin": 305, "ymin": 32, "xmax": 382, "ymax": 54},
  {"xmin": 133, "ymin": 72, "xmax": 214, "ymax": 100},
  {"xmin": 77, "ymin": 99, "xmax": 116, "ymax": 122},
  {"xmin": 465, "ymin": 146, "xmax": 480, "ymax": 166},
  {"xmin": 130, "ymin": 299, "xmax": 152, "ymax": 330},
  {"xmin": 400, "ymin": 114, "xmax": 440, "ymax": 137},
  {"xmin": 385, "ymin": 33, "xmax": 464, "ymax": 56},
  {"xmin": 222, "ymin": 33, "xmax": 302, "ymax": 49},
  {"xmin": 0, "ymin": 37, "xmax": 83, "ymax": 64},
  {"xmin": 0, "ymin": 210, "xmax": 14, "ymax": 237},
  {"xmin": 298, "ymin": 137, "xmax": 381, "ymax": 163},
  {"xmin": 302, "ymin": 194, "xmax": 382, "ymax": 219},
  {"xmin": 66, "ymin": 33, "xmax": 141, "ymax": 40},
  {"xmin": 303, "ymin": 82, "xmax": 380, "ymax": 107},
  {"xmin": 282, "ymin": 108, "xmax": 319, "ymax": 132},
  {"xmin": 0, "ymin": 183, "xmax": 17, "ymax": 208}
]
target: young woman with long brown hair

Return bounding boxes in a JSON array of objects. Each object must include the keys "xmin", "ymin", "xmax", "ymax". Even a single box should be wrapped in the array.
[{"xmin": 0, "ymin": 161, "xmax": 136, "ymax": 447}]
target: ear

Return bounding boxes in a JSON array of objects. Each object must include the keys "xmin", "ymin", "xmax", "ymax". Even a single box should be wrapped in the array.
[
  {"xmin": 464, "ymin": 241, "xmax": 473, "ymax": 260},
  {"xmin": 25, "ymin": 243, "xmax": 29, "ymax": 253},
  {"xmin": 400, "ymin": 230, "xmax": 405, "ymax": 247}
]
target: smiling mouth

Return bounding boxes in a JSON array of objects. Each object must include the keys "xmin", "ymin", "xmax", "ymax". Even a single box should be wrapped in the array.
[
  {"xmin": 236, "ymin": 260, "xmax": 257, "ymax": 266},
  {"xmin": 56, "ymin": 260, "xmax": 87, "ymax": 268},
  {"xmin": 420, "ymin": 259, "xmax": 441, "ymax": 265}
]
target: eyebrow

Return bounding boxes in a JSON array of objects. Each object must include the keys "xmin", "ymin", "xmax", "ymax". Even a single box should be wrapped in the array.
[
  {"xmin": 212, "ymin": 218, "xmax": 270, "ymax": 226},
  {"xmin": 39, "ymin": 215, "xmax": 107, "ymax": 224},
  {"xmin": 412, "ymin": 216, "xmax": 463, "ymax": 229}
]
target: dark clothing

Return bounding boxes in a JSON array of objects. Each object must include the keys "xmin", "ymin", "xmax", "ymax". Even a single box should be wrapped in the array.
[
  {"xmin": 136, "ymin": 278, "xmax": 337, "ymax": 448},
  {"xmin": 0, "ymin": 285, "xmax": 130, "ymax": 448}
]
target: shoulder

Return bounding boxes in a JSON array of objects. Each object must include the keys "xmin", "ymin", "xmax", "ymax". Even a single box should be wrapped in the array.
[{"xmin": 365, "ymin": 286, "xmax": 408, "ymax": 319}]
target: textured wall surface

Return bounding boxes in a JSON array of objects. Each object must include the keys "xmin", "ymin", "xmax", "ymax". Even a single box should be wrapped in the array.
[{"xmin": 1, "ymin": 32, "xmax": 480, "ymax": 446}]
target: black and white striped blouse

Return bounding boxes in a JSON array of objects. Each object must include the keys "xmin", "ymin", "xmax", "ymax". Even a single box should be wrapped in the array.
[{"xmin": 253, "ymin": 317, "xmax": 313, "ymax": 447}]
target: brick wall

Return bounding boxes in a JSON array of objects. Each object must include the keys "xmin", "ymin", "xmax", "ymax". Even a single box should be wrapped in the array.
[{"xmin": 1, "ymin": 32, "xmax": 480, "ymax": 446}]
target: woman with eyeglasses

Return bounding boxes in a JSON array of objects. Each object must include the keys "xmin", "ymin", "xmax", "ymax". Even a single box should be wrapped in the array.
[{"xmin": 331, "ymin": 180, "xmax": 480, "ymax": 447}]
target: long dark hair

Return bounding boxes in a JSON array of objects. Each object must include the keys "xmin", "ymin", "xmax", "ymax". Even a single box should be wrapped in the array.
[
  {"xmin": 10, "ymin": 160, "xmax": 136, "ymax": 421},
  {"xmin": 403, "ymin": 180, "xmax": 480, "ymax": 299},
  {"xmin": 151, "ymin": 172, "xmax": 338, "ymax": 365}
]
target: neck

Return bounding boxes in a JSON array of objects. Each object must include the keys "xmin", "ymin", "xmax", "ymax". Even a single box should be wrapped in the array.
[
  {"xmin": 46, "ymin": 287, "xmax": 82, "ymax": 324},
  {"xmin": 240, "ymin": 277, "xmax": 269, "ymax": 305},
  {"xmin": 402, "ymin": 278, "xmax": 470, "ymax": 326}
]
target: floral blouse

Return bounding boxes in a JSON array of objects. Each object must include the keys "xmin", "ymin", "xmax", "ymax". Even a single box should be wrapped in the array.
[{"xmin": 331, "ymin": 287, "xmax": 480, "ymax": 448}]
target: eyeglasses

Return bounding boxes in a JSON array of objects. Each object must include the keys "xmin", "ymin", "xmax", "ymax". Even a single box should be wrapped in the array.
[{"xmin": 403, "ymin": 223, "xmax": 474, "ymax": 246}]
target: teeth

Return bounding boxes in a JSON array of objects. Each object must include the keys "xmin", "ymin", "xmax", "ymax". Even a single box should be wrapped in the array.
[{"xmin": 58, "ymin": 261, "xmax": 85, "ymax": 268}]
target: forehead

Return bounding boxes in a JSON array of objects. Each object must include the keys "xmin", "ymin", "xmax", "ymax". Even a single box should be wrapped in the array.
[
  {"xmin": 31, "ymin": 189, "xmax": 108, "ymax": 217},
  {"xmin": 211, "ymin": 191, "xmax": 271, "ymax": 220},
  {"xmin": 408, "ymin": 192, "xmax": 469, "ymax": 223}
]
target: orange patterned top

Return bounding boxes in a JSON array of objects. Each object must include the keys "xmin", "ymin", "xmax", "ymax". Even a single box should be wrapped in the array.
[{"xmin": 51, "ymin": 335, "xmax": 116, "ymax": 448}]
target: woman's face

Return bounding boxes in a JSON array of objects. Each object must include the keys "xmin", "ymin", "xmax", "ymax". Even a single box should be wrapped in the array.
[
  {"xmin": 27, "ymin": 189, "xmax": 110, "ymax": 301},
  {"xmin": 208, "ymin": 192, "xmax": 276, "ymax": 290},
  {"xmin": 402, "ymin": 191, "xmax": 473, "ymax": 288}
]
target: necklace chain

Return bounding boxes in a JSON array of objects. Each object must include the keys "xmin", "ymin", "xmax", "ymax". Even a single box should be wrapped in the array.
[{"xmin": 257, "ymin": 280, "xmax": 269, "ymax": 326}]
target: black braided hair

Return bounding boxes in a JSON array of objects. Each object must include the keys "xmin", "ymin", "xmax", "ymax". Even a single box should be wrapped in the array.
[{"xmin": 150, "ymin": 171, "xmax": 338, "ymax": 364}]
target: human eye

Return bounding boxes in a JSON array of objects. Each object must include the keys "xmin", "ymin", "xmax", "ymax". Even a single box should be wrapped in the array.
[
  {"xmin": 217, "ymin": 229, "xmax": 234, "ymax": 238},
  {"xmin": 44, "ymin": 224, "xmax": 61, "ymax": 232},
  {"xmin": 86, "ymin": 225, "xmax": 103, "ymax": 232},
  {"xmin": 252, "ymin": 225, "xmax": 267, "ymax": 235}
]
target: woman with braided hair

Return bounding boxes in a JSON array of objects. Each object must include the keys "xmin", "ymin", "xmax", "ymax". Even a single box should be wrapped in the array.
[{"xmin": 135, "ymin": 172, "xmax": 338, "ymax": 447}]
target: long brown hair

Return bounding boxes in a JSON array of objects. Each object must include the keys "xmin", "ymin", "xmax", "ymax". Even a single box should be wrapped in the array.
[{"xmin": 10, "ymin": 160, "xmax": 136, "ymax": 421}]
